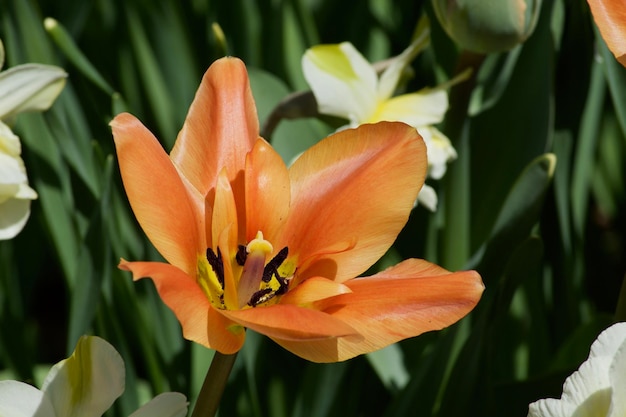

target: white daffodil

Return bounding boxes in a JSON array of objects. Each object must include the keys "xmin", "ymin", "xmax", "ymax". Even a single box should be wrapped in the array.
[
  {"xmin": 0, "ymin": 39, "xmax": 66, "ymax": 240},
  {"xmin": 302, "ymin": 34, "xmax": 456, "ymax": 211},
  {"xmin": 0, "ymin": 335, "xmax": 188, "ymax": 417},
  {"xmin": 528, "ymin": 322, "xmax": 626, "ymax": 417}
]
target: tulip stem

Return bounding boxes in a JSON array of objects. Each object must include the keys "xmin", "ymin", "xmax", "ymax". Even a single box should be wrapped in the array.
[{"xmin": 191, "ymin": 351, "xmax": 238, "ymax": 417}]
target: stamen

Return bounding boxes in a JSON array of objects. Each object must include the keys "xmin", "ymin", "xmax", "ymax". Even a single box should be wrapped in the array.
[
  {"xmin": 206, "ymin": 247, "xmax": 225, "ymax": 289},
  {"xmin": 248, "ymin": 288, "xmax": 273, "ymax": 307},
  {"xmin": 262, "ymin": 247, "xmax": 288, "ymax": 283},
  {"xmin": 236, "ymin": 245, "xmax": 247, "ymax": 266}
]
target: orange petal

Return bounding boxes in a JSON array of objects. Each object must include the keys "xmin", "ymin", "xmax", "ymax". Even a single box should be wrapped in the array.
[
  {"xmin": 281, "ymin": 122, "xmax": 426, "ymax": 283},
  {"xmin": 120, "ymin": 260, "xmax": 245, "ymax": 354},
  {"xmin": 219, "ymin": 304, "xmax": 358, "ymax": 341},
  {"xmin": 170, "ymin": 57, "xmax": 259, "ymax": 196},
  {"xmin": 211, "ymin": 169, "xmax": 238, "ymax": 251},
  {"xmin": 279, "ymin": 276, "xmax": 352, "ymax": 306},
  {"xmin": 244, "ymin": 139, "xmax": 291, "ymax": 243},
  {"xmin": 274, "ymin": 259, "xmax": 484, "ymax": 362},
  {"xmin": 111, "ymin": 113, "xmax": 200, "ymax": 274},
  {"xmin": 588, "ymin": 0, "xmax": 626, "ymax": 67}
]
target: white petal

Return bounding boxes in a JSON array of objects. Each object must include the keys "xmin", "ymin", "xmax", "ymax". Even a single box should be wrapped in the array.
[
  {"xmin": 41, "ymin": 336, "xmax": 125, "ymax": 417},
  {"xmin": 415, "ymin": 184, "xmax": 437, "ymax": 212},
  {"xmin": 0, "ymin": 120, "xmax": 21, "ymax": 157},
  {"xmin": 527, "ymin": 397, "xmax": 575, "ymax": 417},
  {"xmin": 608, "ymin": 325, "xmax": 626, "ymax": 417},
  {"xmin": 0, "ymin": 380, "xmax": 57, "ymax": 417},
  {"xmin": 129, "ymin": 393, "xmax": 188, "ymax": 417},
  {"xmin": 302, "ymin": 42, "xmax": 378, "ymax": 124},
  {"xmin": 378, "ymin": 30, "xmax": 429, "ymax": 100},
  {"xmin": 590, "ymin": 322, "xmax": 626, "ymax": 360},
  {"xmin": 0, "ymin": 197, "xmax": 32, "ymax": 240},
  {"xmin": 368, "ymin": 89, "xmax": 448, "ymax": 126},
  {"xmin": 0, "ymin": 64, "xmax": 67, "ymax": 120},
  {"xmin": 420, "ymin": 126, "xmax": 457, "ymax": 180}
]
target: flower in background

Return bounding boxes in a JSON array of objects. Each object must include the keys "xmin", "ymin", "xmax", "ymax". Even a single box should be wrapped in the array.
[
  {"xmin": 0, "ymin": 335, "xmax": 188, "ymax": 417},
  {"xmin": 301, "ymin": 34, "xmax": 455, "ymax": 211},
  {"xmin": 111, "ymin": 57, "xmax": 484, "ymax": 363},
  {"xmin": 528, "ymin": 322, "xmax": 626, "ymax": 417},
  {"xmin": 432, "ymin": 0, "xmax": 542, "ymax": 53},
  {"xmin": 587, "ymin": 0, "xmax": 626, "ymax": 67},
  {"xmin": 0, "ymin": 39, "xmax": 66, "ymax": 240}
]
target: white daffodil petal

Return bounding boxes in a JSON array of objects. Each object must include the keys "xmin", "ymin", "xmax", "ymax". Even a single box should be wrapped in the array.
[
  {"xmin": 528, "ymin": 397, "xmax": 575, "ymax": 417},
  {"xmin": 0, "ymin": 64, "xmax": 67, "ymax": 120},
  {"xmin": 302, "ymin": 42, "xmax": 378, "ymax": 124},
  {"xmin": 0, "ymin": 380, "xmax": 57, "ymax": 417},
  {"xmin": 41, "ymin": 336, "xmax": 125, "ymax": 417},
  {"xmin": 420, "ymin": 126, "xmax": 457, "ymax": 180},
  {"xmin": 590, "ymin": 322, "xmax": 626, "ymax": 360},
  {"xmin": 0, "ymin": 197, "xmax": 32, "ymax": 240},
  {"xmin": 129, "ymin": 393, "xmax": 189, "ymax": 417},
  {"xmin": 378, "ymin": 30, "xmax": 429, "ymax": 100},
  {"xmin": 0, "ymin": 120, "xmax": 21, "ymax": 157},
  {"xmin": 415, "ymin": 184, "xmax": 437, "ymax": 212},
  {"xmin": 608, "ymin": 329, "xmax": 626, "ymax": 417},
  {"xmin": 368, "ymin": 89, "xmax": 448, "ymax": 126}
]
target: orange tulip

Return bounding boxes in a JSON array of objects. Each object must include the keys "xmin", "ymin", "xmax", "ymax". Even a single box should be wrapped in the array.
[
  {"xmin": 588, "ymin": 0, "xmax": 626, "ymax": 67},
  {"xmin": 111, "ymin": 57, "xmax": 484, "ymax": 363}
]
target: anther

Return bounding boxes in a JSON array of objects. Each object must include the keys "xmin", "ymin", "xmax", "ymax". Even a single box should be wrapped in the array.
[
  {"xmin": 206, "ymin": 247, "xmax": 225, "ymax": 289},
  {"xmin": 262, "ymin": 247, "xmax": 288, "ymax": 283}
]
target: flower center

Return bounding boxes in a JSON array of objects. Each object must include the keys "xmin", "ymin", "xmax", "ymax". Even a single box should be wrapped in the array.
[{"xmin": 198, "ymin": 231, "xmax": 295, "ymax": 310}]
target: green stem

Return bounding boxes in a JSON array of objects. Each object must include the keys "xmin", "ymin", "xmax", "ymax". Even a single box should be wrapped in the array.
[
  {"xmin": 441, "ymin": 51, "xmax": 485, "ymax": 271},
  {"xmin": 191, "ymin": 352, "xmax": 238, "ymax": 417}
]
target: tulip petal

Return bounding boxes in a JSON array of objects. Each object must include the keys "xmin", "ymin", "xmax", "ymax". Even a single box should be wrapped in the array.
[
  {"xmin": 0, "ymin": 64, "xmax": 67, "ymax": 120},
  {"xmin": 120, "ymin": 260, "xmax": 245, "ymax": 354},
  {"xmin": 282, "ymin": 122, "xmax": 426, "ymax": 283},
  {"xmin": 279, "ymin": 276, "xmax": 352, "ymax": 306},
  {"xmin": 302, "ymin": 42, "xmax": 378, "ymax": 124},
  {"xmin": 0, "ymin": 381, "xmax": 56, "ymax": 417},
  {"xmin": 272, "ymin": 259, "xmax": 484, "ymax": 362},
  {"xmin": 369, "ymin": 89, "xmax": 448, "ymax": 127},
  {"xmin": 170, "ymin": 57, "xmax": 259, "ymax": 196},
  {"xmin": 219, "ymin": 304, "xmax": 359, "ymax": 341},
  {"xmin": 588, "ymin": 0, "xmax": 626, "ymax": 67},
  {"xmin": 244, "ymin": 139, "xmax": 290, "ymax": 243},
  {"xmin": 111, "ymin": 113, "xmax": 201, "ymax": 274},
  {"xmin": 129, "ymin": 393, "xmax": 188, "ymax": 417},
  {"xmin": 41, "ymin": 336, "xmax": 125, "ymax": 417}
]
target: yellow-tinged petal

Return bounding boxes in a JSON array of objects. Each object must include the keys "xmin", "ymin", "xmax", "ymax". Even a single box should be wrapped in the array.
[
  {"xmin": 302, "ymin": 42, "xmax": 378, "ymax": 124},
  {"xmin": 588, "ymin": 0, "xmax": 626, "ymax": 67},
  {"xmin": 120, "ymin": 260, "xmax": 245, "ymax": 354},
  {"xmin": 41, "ymin": 336, "xmax": 125, "ymax": 417},
  {"xmin": 170, "ymin": 57, "xmax": 259, "ymax": 195},
  {"xmin": 281, "ymin": 122, "xmax": 426, "ymax": 283},
  {"xmin": 368, "ymin": 90, "xmax": 448, "ymax": 127},
  {"xmin": 220, "ymin": 304, "xmax": 359, "ymax": 341},
  {"xmin": 244, "ymin": 139, "xmax": 291, "ymax": 243},
  {"xmin": 273, "ymin": 259, "xmax": 484, "ymax": 362},
  {"xmin": 111, "ymin": 113, "xmax": 201, "ymax": 274}
]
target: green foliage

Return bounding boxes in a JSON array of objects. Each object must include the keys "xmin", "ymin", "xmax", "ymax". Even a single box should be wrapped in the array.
[{"xmin": 1, "ymin": 0, "xmax": 625, "ymax": 416}]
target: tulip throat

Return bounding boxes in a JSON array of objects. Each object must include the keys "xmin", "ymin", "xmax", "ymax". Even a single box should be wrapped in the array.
[{"xmin": 197, "ymin": 231, "xmax": 295, "ymax": 310}]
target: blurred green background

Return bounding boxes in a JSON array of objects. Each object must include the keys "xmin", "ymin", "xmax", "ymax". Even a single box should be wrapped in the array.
[{"xmin": 1, "ymin": 0, "xmax": 625, "ymax": 416}]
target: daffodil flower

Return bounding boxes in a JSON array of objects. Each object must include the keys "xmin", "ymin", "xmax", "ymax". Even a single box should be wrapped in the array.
[
  {"xmin": 0, "ymin": 335, "xmax": 188, "ymax": 417},
  {"xmin": 111, "ymin": 57, "xmax": 483, "ymax": 363},
  {"xmin": 587, "ymin": 0, "xmax": 626, "ymax": 67},
  {"xmin": 0, "ymin": 39, "xmax": 66, "ymax": 240},
  {"xmin": 528, "ymin": 322, "xmax": 626, "ymax": 417},
  {"xmin": 301, "ymin": 37, "xmax": 456, "ymax": 211}
]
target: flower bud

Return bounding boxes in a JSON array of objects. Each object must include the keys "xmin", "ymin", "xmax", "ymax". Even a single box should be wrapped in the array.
[{"xmin": 432, "ymin": 0, "xmax": 542, "ymax": 53}]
